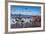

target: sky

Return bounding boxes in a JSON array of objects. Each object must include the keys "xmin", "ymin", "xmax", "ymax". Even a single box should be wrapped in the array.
[{"xmin": 11, "ymin": 5, "xmax": 41, "ymax": 16}]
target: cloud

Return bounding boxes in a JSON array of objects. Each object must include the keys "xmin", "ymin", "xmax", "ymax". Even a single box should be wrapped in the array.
[
  {"xmin": 12, "ymin": 11, "xmax": 32, "ymax": 15},
  {"xmin": 11, "ymin": 11, "xmax": 40, "ymax": 16}
]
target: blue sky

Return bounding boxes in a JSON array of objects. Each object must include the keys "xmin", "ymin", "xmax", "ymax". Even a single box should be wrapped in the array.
[{"xmin": 11, "ymin": 5, "xmax": 41, "ymax": 15}]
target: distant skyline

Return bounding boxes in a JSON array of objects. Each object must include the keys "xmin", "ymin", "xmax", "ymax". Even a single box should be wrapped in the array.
[{"xmin": 11, "ymin": 5, "xmax": 41, "ymax": 16}]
